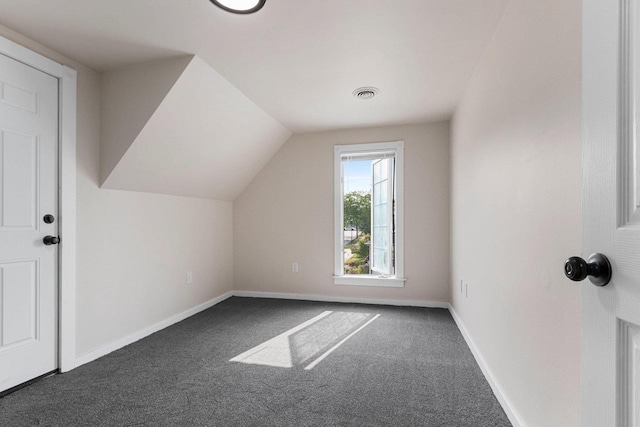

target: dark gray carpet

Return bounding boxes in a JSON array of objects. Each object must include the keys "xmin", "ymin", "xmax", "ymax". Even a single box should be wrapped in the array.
[{"xmin": 0, "ymin": 297, "xmax": 511, "ymax": 426}]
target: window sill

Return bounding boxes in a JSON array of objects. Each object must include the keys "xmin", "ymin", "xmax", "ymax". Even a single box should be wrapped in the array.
[{"xmin": 333, "ymin": 275, "xmax": 406, "ymax": 288}]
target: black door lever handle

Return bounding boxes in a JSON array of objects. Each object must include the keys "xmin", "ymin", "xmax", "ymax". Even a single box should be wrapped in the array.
[{"xmin": 43, "ymin": 235, "xmax": 60, "ymax": 246}]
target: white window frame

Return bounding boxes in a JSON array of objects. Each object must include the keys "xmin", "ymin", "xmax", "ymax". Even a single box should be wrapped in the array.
[{"xmin": 333, "ymin": 141, "xmax": 405, "ymax": 287}]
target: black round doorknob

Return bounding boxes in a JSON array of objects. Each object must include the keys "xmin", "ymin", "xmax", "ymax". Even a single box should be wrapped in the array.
[
  {"xmin": 564, "ymin": 257, "xmax": 589, "ymax": 281},
  {"xmin": 43, "ymin": 235, "xmax": 60, "ymax": 246},
  {"xmin": 564, "ymin": 253, "xmax": 612, "ymax": 287}
]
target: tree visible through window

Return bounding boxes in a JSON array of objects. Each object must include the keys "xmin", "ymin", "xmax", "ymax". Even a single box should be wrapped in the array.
[{"xmin": 343, "ymin": 179, "xmax": 372, "ymax": 274}]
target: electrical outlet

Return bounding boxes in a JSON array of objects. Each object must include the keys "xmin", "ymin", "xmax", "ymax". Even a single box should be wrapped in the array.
[
  {"xmin": 187, "ymin": 272, "xmax": 193, "ymax": 284},
  {"xmin": 292, "ymin": 263, "xmax": 299, "ymax": 273}
]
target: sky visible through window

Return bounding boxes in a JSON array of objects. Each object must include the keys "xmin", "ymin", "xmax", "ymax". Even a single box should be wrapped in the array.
[{"xmin": 343, "ymin": 160, "xmax": 372, "ymax": 193}]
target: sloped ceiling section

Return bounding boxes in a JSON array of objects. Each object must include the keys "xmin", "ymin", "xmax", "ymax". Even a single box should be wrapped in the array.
[
  {"xmin": 100, "ymin": 56, "xmax": 192, "ymax": 185},
  {"xmin": 100, "ymin": 55, "xmax": 292, "ymax": 201}
]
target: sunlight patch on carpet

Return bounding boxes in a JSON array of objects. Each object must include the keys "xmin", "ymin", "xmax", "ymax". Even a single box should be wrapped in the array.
[{"xmin": 230, "ymin": 311, "xmax": 380, "ymax": 369}]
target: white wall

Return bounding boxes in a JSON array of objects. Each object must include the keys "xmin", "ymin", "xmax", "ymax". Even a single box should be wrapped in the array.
[
  {"xmin": 234, "ymin": 123, "xmax": 450, "ymax": 303},
  {"xmin": 451, "ymin": 0, "xmax": 582, "ymax": 426},
  {"xmin": 0, "ymin": 25, "xmax": 234, "ymax": 358}
]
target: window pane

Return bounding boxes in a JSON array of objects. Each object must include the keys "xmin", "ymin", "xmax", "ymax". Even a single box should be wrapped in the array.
[
  {"xmin": 380, "ymin": 161, "xmax": 388, "ymax": 180},
  {"xmin": 374, "ymin": 204, "xmax": 386, "ymax": 226},
  {"xmin": 379, "ymin": 182, "xmax": 388, "ymax": 204},
  {"xmin": 374, "ymin": 225, "xmax": 388, "ymax": 247},
  {"xmin": 374, "ymin": 248, "xmax": 387, "ymax": 271},
  {"xmin": 373, "ymin": 183, "xmax": 382, "ymax": 203}
]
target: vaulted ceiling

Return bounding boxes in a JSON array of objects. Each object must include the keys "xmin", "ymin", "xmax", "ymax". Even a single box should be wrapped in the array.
[{"xmin": 0, "ymin": 0, "xmax": 510, "ymax": 200}]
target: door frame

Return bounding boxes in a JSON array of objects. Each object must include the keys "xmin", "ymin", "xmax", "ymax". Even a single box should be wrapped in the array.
[{"xmin": 0, "ymin": 35, "xmax": 77, "ymax": 372}]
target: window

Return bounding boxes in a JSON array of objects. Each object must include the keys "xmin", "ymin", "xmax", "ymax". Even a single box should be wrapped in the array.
[{"xmin": 334, "ymin": 141, "xmax": 405, "ymax": 287}]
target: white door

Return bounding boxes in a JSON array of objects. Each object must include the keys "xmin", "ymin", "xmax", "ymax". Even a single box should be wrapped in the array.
[
  {"xmin": 583, "ymin": 0, "xmax": 640, "ymax": 425},
  {"xmin": 0, "ymin": 52, "xmax": 59, "ymax": 393}
]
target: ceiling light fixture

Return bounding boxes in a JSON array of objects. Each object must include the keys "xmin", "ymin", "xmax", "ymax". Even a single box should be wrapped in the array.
[
  {"xmin": 210, "ymin": 0, "xmax": 266, "ymax": 14},
  {"xmin": 353, "ymin": 87, "xmax": 380, "ymax": 100}
]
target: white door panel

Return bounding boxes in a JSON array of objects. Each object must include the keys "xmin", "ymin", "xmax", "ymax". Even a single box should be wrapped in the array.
[
  {"xmin": 1, "ymin": 129, "xmax": 38, "ymax": 230},
  {"xmin": 0, "ymin": 52, "xmax": 58, "ymax": 393},
  {"xmin": 1, "ymin": 260, "xmax": 38, "ymax": 349},
  {"xmin": 0, "ymin": 79, "xmax": 39, "ymax": 114}
]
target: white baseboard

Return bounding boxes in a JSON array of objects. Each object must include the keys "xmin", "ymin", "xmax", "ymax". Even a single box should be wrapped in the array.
[
  {"xmin": 232, "ymin": 290, "xmax": 449, "ymax": 309},
  {"xmin": 73, "ymin": 291, "xmax": 234, "ymax": 369},
  {"xmin": 448, "ymin": 304, "xmax": 524, "ymax": 427}
]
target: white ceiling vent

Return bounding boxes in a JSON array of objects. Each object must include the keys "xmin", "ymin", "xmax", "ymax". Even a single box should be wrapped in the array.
[{"xmin": 353, "ymin": 87, "xmax": 380, "ymax": 100}]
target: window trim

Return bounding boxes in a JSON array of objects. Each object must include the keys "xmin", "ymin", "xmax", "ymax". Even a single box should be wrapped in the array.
[{"xmin": 333, "ymin": 141, "xmax": 405, "ymax": 287}]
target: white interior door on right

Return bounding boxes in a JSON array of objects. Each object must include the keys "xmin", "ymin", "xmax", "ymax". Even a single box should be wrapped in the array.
[
  {"xmin": 0, "ymin": 52, "xmax": 59, "ymax": 394},
  {"xmin": 583, "ymin": 0, "xmax": 640, "ymax": 425}
]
